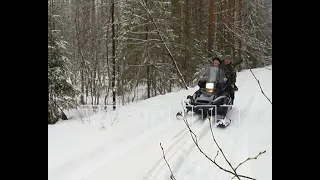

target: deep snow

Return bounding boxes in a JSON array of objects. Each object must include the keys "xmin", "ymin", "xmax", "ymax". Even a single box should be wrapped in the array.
[{"xmin": 48, "ymin": 66, "xmax": 272, "ymax": 180}]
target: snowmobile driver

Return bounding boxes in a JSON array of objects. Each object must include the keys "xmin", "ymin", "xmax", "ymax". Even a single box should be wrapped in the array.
[
  {"xmin": 195, "ymin": 56, "xmax": 235, "ymax": 104},
  {"xmin": 194, "ymin": 57, "xmax": 227, "ymax": 96},
  {"xmin": 198, "ymin": 57, "xmax": 222, "ymax": 89}
]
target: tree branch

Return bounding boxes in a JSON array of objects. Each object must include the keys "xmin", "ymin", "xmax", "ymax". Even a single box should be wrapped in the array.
[
  {"xmin": 248, "ymin": 68, "xmax": 272, "ymax": 105},
  {"xmin": 207, "ymin": 115, "xmax": 241, "ymax": 180},
  {"xmin": 232, "ymin": 46, "xmax": 272, "ymax": 106},
  {"xmin": 179, "ymin": 104, "xmax": 256, "ymax": 180},
  {"xmin": 235, "ymin": 150, "xmax": 266, "ymax": 171},
  {"xmin": 160, "ymin": 143, "xmax": 177, "ymax": 180}
]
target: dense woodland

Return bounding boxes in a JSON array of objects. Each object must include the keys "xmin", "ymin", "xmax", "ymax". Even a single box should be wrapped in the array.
[{"xmin": 48, "ymin": 0, "xmax": 272, "ymax": 124}]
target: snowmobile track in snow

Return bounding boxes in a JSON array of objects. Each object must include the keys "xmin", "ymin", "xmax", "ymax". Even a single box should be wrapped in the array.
[{"xmin": 143, "ymin": 116, "xmax": 214, "ymax": 179}]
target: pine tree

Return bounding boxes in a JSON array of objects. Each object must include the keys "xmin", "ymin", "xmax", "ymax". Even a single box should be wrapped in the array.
[{"xmin": 48, "ymin": 31, "xmax": 79, "ymax": 124}]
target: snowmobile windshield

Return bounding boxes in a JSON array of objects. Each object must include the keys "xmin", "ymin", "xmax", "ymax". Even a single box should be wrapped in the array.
[{"xmin": 201, "ymin": 65, "xmax": 226, "ymax": 83}]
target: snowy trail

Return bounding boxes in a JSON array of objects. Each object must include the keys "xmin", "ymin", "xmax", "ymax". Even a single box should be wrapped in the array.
[
  {"xmin": 48, "ymin": 66, "xmax": 272, "ymax": 180},
  {"xmin": 49, "ymin": 112, "xmax": 206, "ymax": 180},
  {"xmin": 81, "ymin": 119, "xmax": 206, "ymax": 180}
]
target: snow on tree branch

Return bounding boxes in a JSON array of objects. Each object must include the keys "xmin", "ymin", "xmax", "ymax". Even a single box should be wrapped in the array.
[{"xmin": 139, "ymin": 0, "xmax": 188, "ymax": 90}]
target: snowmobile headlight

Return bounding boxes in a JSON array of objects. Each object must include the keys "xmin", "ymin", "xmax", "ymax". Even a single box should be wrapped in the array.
[
  {"xmin": 206, "ymin": 83, "xmax": 214, "ymax": 93},
  {"xmin": 205, "ymin": 83, "xmax": 214, "ymax": 89}
]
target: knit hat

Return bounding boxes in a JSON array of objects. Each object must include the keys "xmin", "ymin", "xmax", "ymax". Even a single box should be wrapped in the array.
[{"xmin": 224, "ymin": 55, "xmax": 232, "ymax": 60}]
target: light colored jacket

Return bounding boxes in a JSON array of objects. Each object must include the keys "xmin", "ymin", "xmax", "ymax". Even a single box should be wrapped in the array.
[{"xmin": 199, "ymin": 64, "xmax": 226, "ymax": 83}]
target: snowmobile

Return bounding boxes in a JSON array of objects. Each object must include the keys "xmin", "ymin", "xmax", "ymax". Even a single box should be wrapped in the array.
[{"xmin": 176, "ymin": 65, "xmax": 233, "ymax": 128}]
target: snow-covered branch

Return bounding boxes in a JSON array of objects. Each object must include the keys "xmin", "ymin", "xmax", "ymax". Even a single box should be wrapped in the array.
[{"xmin": 139, "ymin": 0, "xmax": 188, "ymax": 90}]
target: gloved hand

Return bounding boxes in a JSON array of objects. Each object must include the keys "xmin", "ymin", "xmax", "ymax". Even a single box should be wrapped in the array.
[
  {"xmin": 231, "ymin": 84, "xmax": 234, "ymax": 88},
  {"xmin": 224, "ymin": 77, "xmax": 228, "ymax": 82}
]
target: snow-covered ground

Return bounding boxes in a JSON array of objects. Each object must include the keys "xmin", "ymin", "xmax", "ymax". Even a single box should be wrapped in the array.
[{"xmin": 48, "ymin": 66, "xmax": 272, "ymax": 180}]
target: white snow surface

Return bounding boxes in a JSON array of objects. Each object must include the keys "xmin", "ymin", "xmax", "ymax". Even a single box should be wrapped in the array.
[{"xmin": 48, "ymin": 66, "xmax": 272, "ymax": 180}]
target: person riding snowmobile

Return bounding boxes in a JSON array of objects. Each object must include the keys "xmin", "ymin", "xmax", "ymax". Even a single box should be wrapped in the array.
[
  {"xmin": 221, "ymin": 55, "xmax": 242, "ymax": 91},
  {"xmin": 198, "ymin": 57, "xmax": 221, "ymax": 87},
  {"xmin": 195, "ymin": 57, "xmax": 228, "ymax": 97}
]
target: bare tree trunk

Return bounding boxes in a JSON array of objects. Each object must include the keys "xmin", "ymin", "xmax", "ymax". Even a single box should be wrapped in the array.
[
  {"xmin": 229, "ymin": 0, "xmax": 235, "ymax": 56},
  {"xmin": 75, "ymin": 6, "xmax": 85, "ymax": 105},
  {"xmin": 145, "ymin": 0, "xmax": 151, "ymax": 99},
  {"xmin": 94, "ymin": 52, "xmax": 100, "ymax": 105},
  {"xmin": 152, "ymin": 66, "xmax": 157, "ymax": 96},
  {"xmin": 208, "ymin": 0, "xmax": 215, "ymax": 55},
  {"xmin": 90, "ymin": 73, "xmax": 94, "ymax": 105},
  {"xmin": 111, "ymin": 0, "xmax": 116, "ymax": 110},
  {"xmin": 85, "ymin": 77, "xmax": 89, "ymax": 104},
  {"xmin": 147, "ymin": 65, "xmax": 151, "ymax": 98},
  {"xmin": 80, "ymin": 70, "xmax": 85, "ymax": 105},
  {"xmin": 183, "ymin": 0, "xmax": 189, "ymax": 84},
  {"xmin": 199, "ymin": 0, "xmax": 204, "ymax": 35},
  {"xmin": 237, "ymin": 0, "xmax": 243, "ymax": 66},
  {"xmin": 104, "ymin": 5, "xmax": 110, "ymax": 109}
]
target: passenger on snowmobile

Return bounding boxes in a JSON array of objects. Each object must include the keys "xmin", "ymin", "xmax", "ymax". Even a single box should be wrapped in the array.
[
  {"xmin": 221, "ymin": 55, "xmax": 240, "ymax": 89},
  {"xmin": 221, "ymin": 55, "xmax": 241, "ymax": 103}
]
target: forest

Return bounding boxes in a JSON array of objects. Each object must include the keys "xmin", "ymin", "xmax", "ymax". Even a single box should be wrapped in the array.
[{"xmin": 48, "ymin": 0, "xmax": 272, "ymax": 124}]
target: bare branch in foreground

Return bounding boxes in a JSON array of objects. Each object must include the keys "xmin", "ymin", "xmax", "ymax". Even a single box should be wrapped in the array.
[
  {"xmin": 207, "ymin": 116, "xmax": 241, "ymax": 180},
  {"xmin": 235, "ymin": 150, "xmax": 267, "ymax": 171},
  {"xmin": 180, "ymin": 105, "xmax": 256, "ymax": 180},
  {"xmin": 214, "ymin": 151, "xmax": 219, "ymax": 161},
  {"xmin": 249, "ymin": 69, "xmax": 272, "ymax": 105},
  {"xmin": 243, "ymin": 60, "xmax": 272, "ymax": 105},
  {"xmin": 160, "ymin": 143, "xmax": 176, "ymax": 180}
]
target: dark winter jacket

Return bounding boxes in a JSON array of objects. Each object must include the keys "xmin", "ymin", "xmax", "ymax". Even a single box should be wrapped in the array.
[{"xmin": 221, "ymin": 59, "xmax": 242, "ymax": 85}]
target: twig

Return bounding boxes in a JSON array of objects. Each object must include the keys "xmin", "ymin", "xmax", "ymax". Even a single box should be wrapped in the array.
[
  {"xmin": 214, "ymin": 151, "xmax": 219, "ymax": 161},
  {"xmin": 243, "ymin": 59, "xmax": 272, "ymax": 105},
  {"xmin": 160, "ymin": 143, "xmax": 177, "ymax": 180},
  {"xmin": 249, "ymin": 69, "xmax": 272, "ymax": 105},
  {"xmin": 235, "ymin": 150, "xmax": 267, "ymax": 171},
  {"xmin": 207, "ymin": 116, "xmax": 241, "ymax": 180},
  {"xmin": 180, "ymin": 110, "xmax": 255, "ymax": 180}
]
